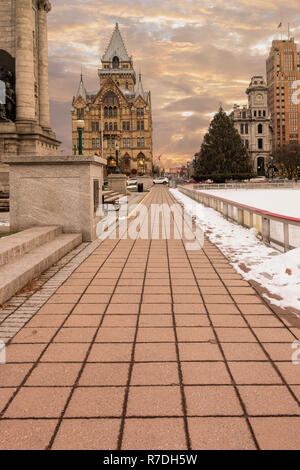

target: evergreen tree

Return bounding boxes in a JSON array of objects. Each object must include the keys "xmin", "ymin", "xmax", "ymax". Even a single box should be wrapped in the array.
[{"xmin": 194, "ymin": 107, "xmax": 253, "ymax": 183}]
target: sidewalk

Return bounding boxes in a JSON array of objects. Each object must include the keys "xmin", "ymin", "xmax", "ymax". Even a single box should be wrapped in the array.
[{"xmin": 0, "ymin": 186, "xmax": 299, "ymax": 450}]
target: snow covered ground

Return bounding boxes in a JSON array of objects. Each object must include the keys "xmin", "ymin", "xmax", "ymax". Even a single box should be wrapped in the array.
[
  {"xmin": 171, "ymin": 188, "xmax": 300, "ymax": 315},
  {"xmin": 197, "ymin": 189, "xmax": 300, "ymax": 219}
]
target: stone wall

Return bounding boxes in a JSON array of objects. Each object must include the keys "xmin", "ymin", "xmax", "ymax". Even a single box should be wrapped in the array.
[{"xmin": 0, "ymin": 0, "xmax": 15, "ymax": 58}]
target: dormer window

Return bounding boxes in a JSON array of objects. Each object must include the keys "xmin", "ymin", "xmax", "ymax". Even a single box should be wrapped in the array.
[{"xmin": 112, "ymin": 56, "xmax": 120, "ymax": 69}]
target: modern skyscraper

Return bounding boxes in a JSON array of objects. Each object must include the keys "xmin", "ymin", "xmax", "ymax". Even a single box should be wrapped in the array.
[{"xmin": 266, "ymin": 38, "xmax": 300, "ymax": 150}]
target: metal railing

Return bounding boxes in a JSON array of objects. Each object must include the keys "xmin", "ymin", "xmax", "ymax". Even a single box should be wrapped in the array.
[
  {"xmin": 193, "ymin": 181, "xmax": 300, "ymax": 191},
  {"xmin": 178, "ymin": 186, "xmax": 300, "ymax": 253}
]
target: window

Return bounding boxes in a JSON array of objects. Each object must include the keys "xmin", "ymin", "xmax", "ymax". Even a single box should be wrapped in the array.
[
  {"xmin": 254, "ymin": 111, "xmax": 257, "ymax": 117},
  {"xmin": 240, "ymin": 124, "xmax": 244, "ymax": 135},
  {"xmin": 113, "ymin": 107, "xmax": 117, "ymax": 117},
  {"xmin": 137, "ymin": 108, "xmax": 144, "ymax": 117},
  {"xmin": 258, "ymin": 138, "xmax": 263, "ymax": 149},
  {"xmin": 77, "ymin": 108, "xmax": 84, "ymax": 119},
  {"xmin": 126, "ymin": 81, "xmax": 128, "ymax": 89},
  {"xmin": 92, "ymin": 122, "xmax": 99, "ymax": 132},
  {"xmin": 258, "ymin": 110, "xmax": 261, "ymax": 117},
  {"xmin": 103, "ymin": 92, "xmax": 118, "ymax": 106},
  {"xmin": 114, "ymin": 122, "xmax": 117, "ymax": 131},
  {"xmin": 245, "ymin": 124, "xmax": 248, "ymax": 134},
  {"xmin": 104, "ymin": 107, "xmax": 108, "ymax": 118},
  {"xmin": 258, "ymin": 124, "xmax": 263, "ymax": 134},
  {"xmin": 109, "ymin": 122, "xmax": 113, "ymax": 131},
  {"xmin": 245, "ymin": 140, "xmax": 249, "ymax": 149},
  {"xmin": 137, "ymin": 137, "xmax": 145, "ymax": 148},
  {"xmin": 112, "ymin": 56, "xmax": 119, "ymax": 69},
  {"xmin": 92, "ymin": 138, "xmax": 96, "ymax": 149},
  {"xmin": 137, "ymin": 120, "xmax": 144, "ymax": 131},
  {"xmin": 122, "ymin": 121, "xmax": 130, "ymax": 131}
]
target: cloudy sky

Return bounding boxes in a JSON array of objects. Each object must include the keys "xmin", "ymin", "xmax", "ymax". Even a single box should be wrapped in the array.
[{"xmin": 48, "ymin": 0, "xmax": 300, "ymax": 168}]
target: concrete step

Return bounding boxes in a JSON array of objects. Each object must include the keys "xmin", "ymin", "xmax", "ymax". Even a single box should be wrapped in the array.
[
  {"xmin": 0, "ymin": 232, "xmax": 82, "ymax": 305},
  {"xmin": 0, "ymin": 226, "xmax": 62, "ymax": 268}
]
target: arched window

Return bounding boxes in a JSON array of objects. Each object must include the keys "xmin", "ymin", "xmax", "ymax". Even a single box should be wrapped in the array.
[
  {"xmin": 104, "ymin": 122, "xmax": 108, "ymax": 131},
  {"xmin": 258, "ymin": 124, "xmax": 263, "ymax": 134},
  {"xmin": 109, "ymin": 107, "xmax": 112, "ymax": 118},
  {"xmin": 109, "ymin": 122, "xmax": 113, "ymax": 131},
  {"xmin": 103, "ymin": 92, "xmax": 119, "ymax": 106},
  {"xmin": 104, "ymin": 107, "xmax": 108, "ymax": 118},
  {"xmin": 112, "ymin": 56, "xmax": 120, "ymax": 69},
  {"xmin": 114, "ymin": 122, "xmax": 117, "ymax": 131},
  {"xmin": 113, "ymin": 106, "xmax": 117, "ymax": 117},
  {"xmin": 125, "ymin": 81, "xmax": 128, "ymax": 89}
]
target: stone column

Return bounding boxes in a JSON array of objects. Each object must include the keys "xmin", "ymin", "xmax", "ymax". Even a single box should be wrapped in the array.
[
  {"xmin": 38, "ymin": 0, "xmax": 51, "ymax": 129},
  {"xmin": 15, "ymin": 0, "xmax": 36, "ymax": 122}
]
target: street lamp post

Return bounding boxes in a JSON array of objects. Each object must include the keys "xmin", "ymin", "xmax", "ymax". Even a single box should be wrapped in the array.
[
  {"xmin": 76, "ymin": 119, "xmax": 85, "ymax": 155},
  {"xmin": 115, "ymin": 142, "xmax": 120, "ymax": 174}
]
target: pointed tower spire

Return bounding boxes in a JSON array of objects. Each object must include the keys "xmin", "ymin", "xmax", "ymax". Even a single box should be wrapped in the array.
[
  {"xmin": 102, "ymin": 23, "xmax": 130, "ymax": 62},
  {"xmin": 75, "ymin": 71, "xmax": 87, "ymax": 102},
  {"xmin": 136, "ymin": 71, "xmax": 147, "ymax": 101}
]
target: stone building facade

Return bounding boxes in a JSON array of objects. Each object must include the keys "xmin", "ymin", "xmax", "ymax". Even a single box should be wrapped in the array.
[
  {"xmin": 0, "ymin": 0, "xmax": 59, "ymax": 184},
  {"xmin": 72, "ymin": 23, "xmax": 153, "ymax": 176},
  {"xmin": 230, "ymin": 76, "xmax": 272, "ymax": 176}
]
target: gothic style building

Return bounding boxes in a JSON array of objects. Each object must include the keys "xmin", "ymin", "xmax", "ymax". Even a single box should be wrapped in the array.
[
  {"xmin": 72, "ymin": 23, "xmax": 153, "ymax": 176},
  {"xmin": 230, "ymin": 76, "xmax": 272, "ymax": 176}
]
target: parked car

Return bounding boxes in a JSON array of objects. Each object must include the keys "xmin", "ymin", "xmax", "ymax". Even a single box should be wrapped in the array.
[
  {"xmin": 127, "ymin": 178, "xmax": 138, "ymax": 185},
  {"xmin": 153, "ymin": 177, "xmax": 169, "ymax": 185}
]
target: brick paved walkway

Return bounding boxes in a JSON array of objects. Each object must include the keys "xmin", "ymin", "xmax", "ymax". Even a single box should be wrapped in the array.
[{"xmin": 0, "ymin": 186, "xmax": 299, "ymax": 450}]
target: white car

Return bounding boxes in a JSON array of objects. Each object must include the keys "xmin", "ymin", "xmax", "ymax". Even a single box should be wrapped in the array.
[
  {"xmin": 127, "ymin": 178, "xmax": 137, "ymax": 185},
  {"xmin": 153, "ymin": 177, "xmax": 169, "ymax": 185}
]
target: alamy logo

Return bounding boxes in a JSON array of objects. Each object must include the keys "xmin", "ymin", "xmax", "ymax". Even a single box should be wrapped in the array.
[
  {"xmin": 291, "ymin": 340, "xmax": 300, "ymax": 365},
  {"xmin": 291, "ymin": 81, "xmax": 300, "ymax": 106},
  {"xmin": 0, "ymin": 341, "xmax": 6, "ymax": 364}
]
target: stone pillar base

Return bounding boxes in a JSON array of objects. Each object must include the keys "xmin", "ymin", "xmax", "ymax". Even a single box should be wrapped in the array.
[
  {"xmin": 107, "ymin": 174, "xmax": 127, "ymax": 195},
  {"xmin": 4, "ymin": 155, "xmax": 107, "ymax": 241}
]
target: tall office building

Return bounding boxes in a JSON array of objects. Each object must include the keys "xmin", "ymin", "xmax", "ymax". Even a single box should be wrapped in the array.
[{"xmin": 266, "ymin": 38, "xmax": 300, "ymax": 150}]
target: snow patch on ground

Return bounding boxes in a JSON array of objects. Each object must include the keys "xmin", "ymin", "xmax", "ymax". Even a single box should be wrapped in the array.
[
  {"xmin": 171, "ymin": 188, "xmax": 300, "ymax": 314},
  {"xmin": 197, "ymin": 189, "xmax": 300, "ymax": 219}
]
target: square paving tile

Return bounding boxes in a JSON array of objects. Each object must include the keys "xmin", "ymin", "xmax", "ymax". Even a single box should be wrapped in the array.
[
  {"xmin": 25, "ymin": 315, "xmax": 68, "ymax": 328},
  {"xmin": 188, "ymin": 417, "xmax": 256, "ymax": 450},
  {"xmin": 40, "ymin": 343, "xmax": 90, "ymax": 362},
  {"xmin": 221, "ymin": 343, "xmax": 268, "ymax": 361},
  {"xmin": 228, "ymin": 362, "xmax": 282, "ymax": 385},
  {"xmin": 263, "ymin": 343, "xmax": 296, "ymax": 361},
  {"xmin": 127, "ymin": 386, "xmax": 182, "ymax": 416},
  {"xmin": 182, "ymin": 362, "xmax": 231, "ymax": 385},
  {"xmin": 215, "ymin": 327, "xmax": 257, "ymax": 343},
  {"xmin": 136, "ymin": 327, "xmax": 175, "ymax": 342},
  {"xmin": 175, "ymin": 315, "xmax": 210, "ymax": 327},
  {"xmin": 178, "ymin": 343, "xmax": 223, "ymax": 361},
  {"xmin": 54, "ymin": 327, "xmax": 96, "ymax": 343},
  {"xmin": 79, "ymin": 363, "xmax": 130, "ymax": 386},
  {"xmin": 4, "ymin": 387, "xmax": 71, "ymax": 418},
  {"xmin": 0, "ymin": 419, "xmax": 58, "ymax": 450},
  {"xmin": 107, "ymin": 304, "xmax": 139, "ymax": 314},
  {"xmin": 25, "ymin": 363, "xmax": 81, "ymax": 386},
  {"xmin": 275, "ymin": 362, "xmax": 300, "ymax": 384},
  {"xmin": 73, "ymin": 304, "xmax": 107, "ymax": 315},
  {"xmin": 238, "ymin": 385, "xmax": 300, "ymax": 415},
  {"xmin": 36, "ymin": 304, "xmax": 74, "ymax": 315},
  {"xmin": 131, "ymin": 362, "xmax": 179, "ymax": 385},
  {"xmin": 176, "ymin": 327, "xmax": 215, "ymax": 342},
  {"xmin": 134, "ymin": 343, "xmax": 177, "ymax": 362},
  {"xmin": 64, "ymin": 387, "xmax": 125, "ymax": 417},
  {"xmin": 121, "ymin": 418, "xmax": 187, "ymax": 450},
  {"xmin": 139, "ymin": 315, "xmax": 173, "ymax": 327},
  {"xmin": 64, "ymin": 315, "xmax": 103, "ymax": 327},
  {"xmin": 11, "ymin": 328, "xmax": 58, "ymax": 344},
  {"xmin": 140, "ymin": 304, "xmax": 172, "ymax": 314},
  {"xmin": 185, "ymin": 386, "xmax": 243, "ymax": 416},
  {"xmin": 5, "ymin": 344, "xmax": 45, "ymax": 363},
  {"xmin": 250, "ymin": 417, "xmax": 300, "ymax": 449},
  {"xmin": 252, "ymin": 328, "xmax": 295, "ymax": 342},
  {"xmin": 95, "ymin": 327, "xmax": 136, "ymax": 343},
  {"xmin": 0, "ymin": 363, "xmax": 33, "ymax": 387},
  {"xmin": 87, "ymin": 343, "xmax": 132, "ymax": 362},
  {"xmin": 0, "ymin": 388, "xmax": 15, "ymax": 412},
  {"xmin": 173, "ymin": 304, "xmax": 206, "ymax": 314},
  {"xmin": 52, "ymin": 419, "xmax": 120, "ymax": 450}
]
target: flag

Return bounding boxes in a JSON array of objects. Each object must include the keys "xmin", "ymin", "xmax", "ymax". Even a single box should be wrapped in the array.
[{"xmin": 278, "ymin": 22, "xmax": 282, "ymax": 28}]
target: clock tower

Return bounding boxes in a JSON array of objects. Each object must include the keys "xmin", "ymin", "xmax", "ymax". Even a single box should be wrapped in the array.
[{"xmin": 230, "ymin": 76, "xmax": 272, "ymax": 176}]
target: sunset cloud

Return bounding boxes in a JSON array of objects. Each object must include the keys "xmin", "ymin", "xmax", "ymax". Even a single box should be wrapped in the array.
[{"xmin": 48, "ymin": 0, "xmax": 300, "ymax": 167}]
